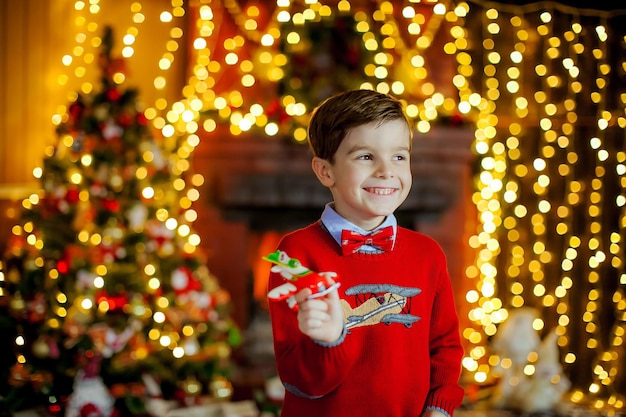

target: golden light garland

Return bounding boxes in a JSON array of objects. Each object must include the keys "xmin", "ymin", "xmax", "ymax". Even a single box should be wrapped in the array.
[
  {"xmin": 553, "ymin": 7, "xmax": 581, "ymax": 381},
  {"xmin": 160, "ymin": 0, "xmax": 470, "ymax": 144},
  {"xmin": 585, "ymin": 13, "xmax": 609, "ymax": 400},
  {"xmin": 463, "ymin": 0, "xmax": 626, "ymax": 409}
]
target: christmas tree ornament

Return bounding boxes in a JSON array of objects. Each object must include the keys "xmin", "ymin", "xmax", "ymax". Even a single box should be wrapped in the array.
[
  {"xmin": 6, "ymin": 264, "xmax": 21, "ymax": 284},
  {"xmin": 209, "ymin": 376, "xmax": 233, "ymax": 401},
  {"xmin": 171, "ymin": 266, "xmax": 201, "ymax": 297},
  {"xmin": 29, "ymin": 370, "xmax": 53, "ymax": 392},
  {"xmin": 27, "ymin": 292, "xmax": 47, "ymax": 322},
  {"xmin": 182, "ymin": 376, "xmax": 202, "ymax": 396},
  {"xmin": 8, "ymin": 363, "xmax": 30, "ymax": 387},
  {"xmin": 179, "ymin": 376, "xmax": 203, "ymax": 406},
  {"xmin": 9, "ymin": 291, "xmax": 26, "ymax": 316},
  {"xmin": 181, "ymin": 335, "xmax": 201, "ymax": 356},
  {"xmin": 32, "ymin": 335, "xmax": 51, "ymax": 358},
  {"xmin": 125, "ymin": 203, "xmax": 148, "ymax": 231},
  {"xmin": 101, "ymin": 120, "xmax": 123, "ymax": 140},
  {"xmin": 76, "ymin": 269, "xmax": 97, "ymax": 291}
]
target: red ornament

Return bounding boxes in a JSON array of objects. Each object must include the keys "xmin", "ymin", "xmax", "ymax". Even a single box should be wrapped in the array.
[
  {"xmin": 117, "ymin": 112, "xmax": 133, "ymax": 127},
  {"xmin": 136, "ymin": 112, "xmax": 148, "ymax": 125},
  {"xmin": 48, "ymin": 403, "xmax": 63, "ymax": 416},
  {"xmin": 266, "ymin": 99, "xmax": 290, "ymax": 125},
  {"xmin": 65, "ymin": 187, "xmax": 80, "ymax": 204},
  {"xmin": 171, "ymin": 266, "xmax": 202, "ymax": 296},
  {"xmin": 106, "ymin": 88, "xmax": 121, "ymax": 102},
  {"xmin": 68, "ymin": 103, "xmax": 84, "ymax": 123},
  {"xmin": 266, "ymin": 98, "xmax": 281, "ymax": 116},
  {"xmin": 101, "ymin": 198, "xmax": 120, "ymax": 212},
  {"xmin": 57, "ymin": 258, "xmax": 69, "ymax": 274},
  {"xmin": 96, "ymin": 290, "xmax": 128, "ymax": 311}
]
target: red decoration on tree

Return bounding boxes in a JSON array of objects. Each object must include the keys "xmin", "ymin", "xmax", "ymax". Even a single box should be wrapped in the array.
[
  {"xmin": 66, "ymin": 187, "xmax": 80, "ymax": 204},
  {"xmin": 101, "ymin": 198, "xmax": 120, "ymax": 212}
]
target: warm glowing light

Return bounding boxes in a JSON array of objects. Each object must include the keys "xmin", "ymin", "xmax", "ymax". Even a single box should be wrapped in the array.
[{"xmin": 21, "ymin": 0, "xmax": 623, "ymax": 405}]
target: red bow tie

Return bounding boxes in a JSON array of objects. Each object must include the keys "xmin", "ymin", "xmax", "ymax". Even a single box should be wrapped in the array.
[{"xmin": 341, "ymin": 226, "xmax": 394, "ymax": 255}]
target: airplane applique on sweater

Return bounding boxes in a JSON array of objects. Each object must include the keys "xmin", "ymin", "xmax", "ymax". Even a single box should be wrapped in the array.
[{"xmin": 264, "ymin": 250, "xmax": 340, "ymax": 310}]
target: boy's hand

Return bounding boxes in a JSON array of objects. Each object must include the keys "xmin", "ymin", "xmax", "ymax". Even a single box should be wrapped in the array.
[
  {"xmin": 295, "ymin": 280, "xmax": 343, "ymax": 344},
  {"xmin": 421, "ymin": 410, "xmax": 448, "ymax": 417}
]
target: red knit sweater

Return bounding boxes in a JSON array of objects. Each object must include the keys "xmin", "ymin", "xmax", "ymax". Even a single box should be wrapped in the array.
[{"xmin": 268, "ymin": 222, "xmax": 465, "ymax": 417}]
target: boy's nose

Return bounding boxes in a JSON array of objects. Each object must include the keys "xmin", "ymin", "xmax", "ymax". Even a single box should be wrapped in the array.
[{"xmin": 375, "ymin": 160, "xmax": 394, "ymax": 178}]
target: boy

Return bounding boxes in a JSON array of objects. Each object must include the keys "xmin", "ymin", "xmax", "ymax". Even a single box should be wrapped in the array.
[{"xmin": 268, "ymin": 89, "xmax": 464, "ymax": 417}]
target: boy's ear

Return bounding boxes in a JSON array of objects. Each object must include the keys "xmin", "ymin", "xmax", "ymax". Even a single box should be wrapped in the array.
[{"xmin": 311, "ymin": 156, "xmax": 334, "ymax": 187}]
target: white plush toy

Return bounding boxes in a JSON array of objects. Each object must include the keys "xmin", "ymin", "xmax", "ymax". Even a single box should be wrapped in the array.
[
  {"xmin": 489, "ymin": 308, "xmax": 570, "ymax": 412},
  {"xmin": 65, "ymin": 370, "xmax": 115, "ymax": 417},
  {"xmin": 517, "ymin": 330, "xmax": 571, "ymax": 413},
  {"xmin": 490, "ymin": 307, "xmax": 541, "ymax": 410}
]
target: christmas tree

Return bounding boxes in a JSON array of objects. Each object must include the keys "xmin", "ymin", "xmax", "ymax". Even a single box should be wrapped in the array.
[{"xmin": 0, "ymin": 27, "xmax": 240, "ymax": 416}]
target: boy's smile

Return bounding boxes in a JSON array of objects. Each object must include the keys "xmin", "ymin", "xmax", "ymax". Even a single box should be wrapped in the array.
[
  {"xmin": 312, "ymin": 119, "xmax": 412, "ymax": 231},
  {"xmin": 364, "ymin": 187, "xmax": 396, "ymax": 195}
]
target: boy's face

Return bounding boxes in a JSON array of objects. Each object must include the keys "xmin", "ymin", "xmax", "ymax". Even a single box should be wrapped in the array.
[{"xmin": 313, "ymin": 119, "xmax": 412, "ymax": 231}]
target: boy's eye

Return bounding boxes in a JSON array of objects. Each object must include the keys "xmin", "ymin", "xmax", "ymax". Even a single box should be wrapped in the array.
[{"xmin": 358, "ymin": 154, "xmax": 373, "ymax": 160}]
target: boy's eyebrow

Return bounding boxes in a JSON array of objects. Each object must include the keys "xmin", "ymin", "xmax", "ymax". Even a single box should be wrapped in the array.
[
  {"xmin": 345, "ymin": 144, "xmax": 410, "ymax": 154},
  {"xmin": 345, "ymin": 144, "xmax": 371, "ymax": 154},
  {"xmin": 384, "ymin": 143, "xmax": 411, "ymax": 152}
]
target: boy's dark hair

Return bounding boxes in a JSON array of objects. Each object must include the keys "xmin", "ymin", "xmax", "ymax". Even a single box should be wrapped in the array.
[{"xmin": 307, "ymin": 89, "xmax": 412, "ymax": 162}]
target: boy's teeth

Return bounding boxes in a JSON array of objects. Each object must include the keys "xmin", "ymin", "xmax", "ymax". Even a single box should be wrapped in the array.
[{"xmin": 368, "ymin": 188, "xmax": 393, "ymax": 195}]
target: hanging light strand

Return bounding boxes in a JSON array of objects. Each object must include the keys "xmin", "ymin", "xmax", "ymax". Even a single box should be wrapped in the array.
[
  {"xmin": 554, "ymin": 13, "xmax": 583, "ymax": 374},
  {"xmin": 52, "ymin": 0, "xmax": 102, "ymax": 128},
  {"xmin": 463, "ymin": 4, "xmax": 507, "ymax": 385}
]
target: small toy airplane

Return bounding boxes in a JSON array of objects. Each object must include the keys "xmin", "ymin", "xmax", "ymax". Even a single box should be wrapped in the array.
[{"xmin": 263, "ymin": 250, "xmax": 340, "ymax": 310}]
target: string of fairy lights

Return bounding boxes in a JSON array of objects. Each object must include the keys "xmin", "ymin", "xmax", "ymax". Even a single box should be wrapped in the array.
[
  {"xmin": 554, "ymin": 6, "xmax": 579, "ymax": 381},
  {"xmin": 462, "ymin": 0, "xmax": 626, "ymax": 410},
  {"xmin": 6, "ymin": 0, "xmax": 626, "ymax": 409},
  {"xmin": 586, "ymin": 12, "xmax": 610, "ymax": 400},
  {"xmin": 163, "ymin": 0, "xmax": 471, "ymax": 142}
]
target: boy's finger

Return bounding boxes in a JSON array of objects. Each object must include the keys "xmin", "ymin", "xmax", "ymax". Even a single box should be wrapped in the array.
[
  {"xmin": 294, "ymin": 287, "xmax": 313, "ymax": 304},
  {"xmin": 324, "ymin": 286, "xmax": 340, "ymax": 300}
]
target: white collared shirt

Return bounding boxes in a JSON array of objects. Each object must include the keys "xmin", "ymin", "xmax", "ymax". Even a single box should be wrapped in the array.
[{"xmin": 319, "ymin": 203, "xmax": 397, "ymax": 253}]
